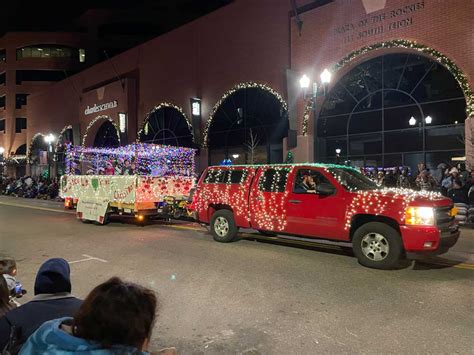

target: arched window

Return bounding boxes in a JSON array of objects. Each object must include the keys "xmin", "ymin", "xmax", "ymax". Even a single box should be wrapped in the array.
[
  {"xmin": 208, "ymin": 85, "xmax": 288, "ymax": 165},
  {"xmin": 317, "ymin": 53, "xmax": 466, "ymax": 170},
  {"xmin": 138, "ymin": 105, "xmax": 193, "ymax": 147},
  {"xmin": 93, "ymin": 121, "xmax": 120, "ymax": 148},
  {"xmin": 29, "ymin": 134, "xmax": 48, "ymax": 177},
  {"xmin": 55, "ymin": 127, "xmax": 74, "ymax": 176}
]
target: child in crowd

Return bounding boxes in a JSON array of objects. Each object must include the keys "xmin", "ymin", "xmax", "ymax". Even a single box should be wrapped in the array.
[{"xmin": 0, "ymin": 259, "xmax": 26, "ymax": 298}]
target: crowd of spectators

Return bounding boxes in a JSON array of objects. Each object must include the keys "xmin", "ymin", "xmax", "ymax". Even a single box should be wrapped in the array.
[
  {"xmin": 364, "ymin": 162, "xmax": 474, "ymax": 224},
  {"xmin": 364, "ymin": 162, "xmax": 473, "ymax": 204},
  {"xmin": 0, "ymin": 176, "xmax": 59, "ymax": 200},
  {"xmin": 1, "ymin": 257, "xmax": 176, "ymax": 354}
]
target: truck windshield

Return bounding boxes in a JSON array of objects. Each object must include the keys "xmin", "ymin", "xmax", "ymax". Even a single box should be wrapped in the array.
[{"xmin": 327, "ymin": 168, "xmax": 378, "ymax": 192}]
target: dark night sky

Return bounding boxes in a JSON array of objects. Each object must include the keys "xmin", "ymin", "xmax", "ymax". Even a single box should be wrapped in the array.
[{"xmin": 0, "ymin": 0, "xmax": 233, "ymax": 37}]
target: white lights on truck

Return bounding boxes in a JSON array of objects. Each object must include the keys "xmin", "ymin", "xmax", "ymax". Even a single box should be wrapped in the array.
[{"xmin": 405, "ymin": 206, "xmax": 435, "ymax": 226}]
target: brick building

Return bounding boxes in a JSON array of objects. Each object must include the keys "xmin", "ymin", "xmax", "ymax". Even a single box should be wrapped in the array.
[
  {"xmin": 2, "ymin": 0, "xmax": 472, "ymax": 176},
  {"xmin": 0, "ymin": 32, "xmax": 87, "ymax": 174}
]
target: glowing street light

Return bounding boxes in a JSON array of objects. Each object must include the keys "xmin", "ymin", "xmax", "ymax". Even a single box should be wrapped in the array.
[
  {"xmin": 320, "ymin": 68, "xmax": 332, "ymax": 84},
  {"xmin": 44, "ymin": 133, "xmax": 56, "ymax": 178},
  {"xmin": 0, "ymin": 147, "xmax": 5, "ymax": 155},
  {"xmin": 44, "ymin": 133, "xmax": 55, "ymax": 144},
  {"xmin": 299, "ymin": 74, "xmax": 310, "ymax": 89},
  {"xmin": 409, "ymin": 116, "xmax": 417, "ymax": 126},
  {"xmin": 425, "ymin": 115, "xmax": 432, "ymax": 124},
  {"xmin": 232, "ymin": 154, "xmax": 240, "ymax": 159},
  {"xmin": 335, "ymin": 148, "xmax": 341, "ymax": 154}
]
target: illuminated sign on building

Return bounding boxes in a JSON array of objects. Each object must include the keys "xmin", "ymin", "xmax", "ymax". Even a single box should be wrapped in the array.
[{"xmin": 84, "ymin": 100, "xmax": 118, "ymax": 115}]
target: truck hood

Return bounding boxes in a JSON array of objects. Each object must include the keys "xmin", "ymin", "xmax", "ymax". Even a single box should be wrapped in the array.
[
  {"xmin": 346, "ymin": 188, "xmax": 453, "ymax": 224},
  {"xmin": 371, "ymin": 188, "xmax": 453, "ymax": 207},
  {"xmin": 363, "ymin": 188, "xmax": 452, "ymax": 208}
]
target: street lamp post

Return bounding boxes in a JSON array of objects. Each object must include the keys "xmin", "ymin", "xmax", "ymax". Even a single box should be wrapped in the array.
[
  {"xmin": 300, "ymin": 69, "xmax": 332, "ymax": 161},
  {"xmin": 335, "ymin": 148, "xmax": 341, "ymax": 164},
  {"xmin": 409, "ymin": 116, "xmax": 432, "ymax": 165},
  {"xmin": 44, "ymin": 134, "xmax": 55, "ymax": 179}
]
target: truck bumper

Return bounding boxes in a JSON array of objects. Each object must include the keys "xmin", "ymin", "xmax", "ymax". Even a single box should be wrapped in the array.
[{"xmin": 400, "ymin": 224, "xmax": 460, "ymax": 252}]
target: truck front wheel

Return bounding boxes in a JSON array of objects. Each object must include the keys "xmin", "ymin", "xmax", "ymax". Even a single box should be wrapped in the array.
[
  {"xmin": 210, "ymin": 210, "xmax": 238, "ymax": 243},
  {"xmin": 352, "ymin": 222, "xmax": 403, "ymax": 269}
]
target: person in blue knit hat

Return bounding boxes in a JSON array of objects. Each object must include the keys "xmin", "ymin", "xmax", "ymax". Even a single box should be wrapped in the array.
[{"xmin": 0, "ymin": 258, "xmax": 82, "ymax": 353}]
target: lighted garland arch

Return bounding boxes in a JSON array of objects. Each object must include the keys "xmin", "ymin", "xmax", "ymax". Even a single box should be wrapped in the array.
[
  {"xmin": 81, "ymin": 115, "xmax": 120, "ymax": 148},
  {"xmin": 53, "ymin": 125, "xmax": 73, "ymax": 161},
  {"xmin": 137, "ymin": 102, "xmax": 194, "ymax": 143},
  {"xmin": 301, "ymin": 39, "xmax": 474, "ymax": 136},
  {"xmin": 27, "ymin": 133, "xmax": 45, "ymax": 163},
  {"xmin": 202, "ymin": 82, "xmax": 288, "ymax": 148}
]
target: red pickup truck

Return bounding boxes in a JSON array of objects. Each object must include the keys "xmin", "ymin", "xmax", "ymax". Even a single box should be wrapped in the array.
[{"xmin": 192, "ymin": 164, "xmax": 459, "ymax": 269}]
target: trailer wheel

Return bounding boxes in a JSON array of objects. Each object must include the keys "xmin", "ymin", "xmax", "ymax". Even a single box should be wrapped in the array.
[
  {"xmin": 352, "ymin": 222, "xmax": 403, "ymax": 269},
  {"xmin": 210, "ymin": 210, "xmax": 238, "ymax": 242}
]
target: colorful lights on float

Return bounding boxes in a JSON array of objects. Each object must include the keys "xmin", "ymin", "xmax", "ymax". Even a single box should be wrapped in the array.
[{"xmin": 65, "ymin": 143, "xmax": 196, "ymax": 178}]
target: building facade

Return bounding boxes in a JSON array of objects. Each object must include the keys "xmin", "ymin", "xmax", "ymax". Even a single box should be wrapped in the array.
[
  {"xmin": 8, "ymin": 0, "xmax": 473, "ymax": 176},
  {"xmin": 0, "ymin": 32, "xmax": 88, "ymax": 174}
]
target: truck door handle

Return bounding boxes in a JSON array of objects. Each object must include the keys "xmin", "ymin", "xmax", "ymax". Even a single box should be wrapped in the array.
[{"xmin": 289, "ymin": 200, "xmax": 301, "ymax": 204}]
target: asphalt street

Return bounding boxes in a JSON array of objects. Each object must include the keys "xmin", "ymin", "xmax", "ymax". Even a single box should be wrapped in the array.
[{"xmin": 0, "ymin": 196, "xmax": 473, "ymax": 354}]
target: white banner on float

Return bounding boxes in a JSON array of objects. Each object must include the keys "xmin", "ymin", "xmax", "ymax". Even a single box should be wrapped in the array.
[
  {"xmin": 60, "ymin": 175, "xmax": 195, "ymax": 203},
  {"xmin": 77, "ymin": 198, "xmax": 109, "ymax": 223},
  {"xmin": 60, "ymin": 176, "xmax": 137, "ymax": 204}
]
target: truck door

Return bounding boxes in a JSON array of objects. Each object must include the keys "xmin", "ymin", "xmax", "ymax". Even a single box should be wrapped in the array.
[
  {"xmin": 249, "ymin": 167, "xmax": 291, "ymax": 233},
  {"xmin": 285, "ymin": 168, "xmax": 346, "ymax": 240}
]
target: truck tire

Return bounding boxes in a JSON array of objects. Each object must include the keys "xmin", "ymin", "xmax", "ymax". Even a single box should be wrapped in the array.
[
  {"xmin": 210, "ymin": 210, "xmax": 238, "ymax": 242},
  {"xmin": 352, "ymin": 222, "xmax": 403, "ymax": 269}
]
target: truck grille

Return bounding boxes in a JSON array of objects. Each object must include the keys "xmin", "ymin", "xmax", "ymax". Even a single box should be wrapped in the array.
[{"xmin": 435, "ymin": 205, "xmax": 454, "ymax": 229}]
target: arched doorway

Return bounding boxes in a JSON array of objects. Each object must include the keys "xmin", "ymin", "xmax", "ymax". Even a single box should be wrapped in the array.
[
  {"xmin": 93, "ymin": 120, "xmax": 120, "ymax": 148},
  {"xmin": 317, "ymin": 53, "xmax": 467, "ymax": 172},
  {"xmin": 54, "ymin": 125, "xmax": 73, "ymax": 176},
  {"xmin": 6, "ymin": 144, "xmax": 27, "ymax": 177},
  {"xmin": 82, "ymin": 115, "xmax": 120, "ymax": 148},
  {"xmin": 206, "ymin": 83, "xmax": 288, "ymax": 165},
  {"xmin": 138, "ymin": 103, "xmax": 193, "ymax": 147},
  {"xmin": 28, "ymin": 133, "xmax": 49, "ymax": 177}
]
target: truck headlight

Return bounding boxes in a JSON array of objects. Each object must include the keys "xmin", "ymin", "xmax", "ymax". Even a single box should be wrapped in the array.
[{"xmin": 405, "ymin": 206, "xmax": 435, "ymax": 226}]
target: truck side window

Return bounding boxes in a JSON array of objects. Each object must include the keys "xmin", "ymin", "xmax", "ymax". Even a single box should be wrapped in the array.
[
  {"xmin": 229, "ymin": 170, "xmax": 248, "ymax": 184},
  {"xmin": 203, "ymin": 170, "xmax": 225, "ymax": 183},
  {"xmin": 203, "ymin": 169, "xmax": 247, "ymax": 184},
  {"xmin": 293, "ymin": 169, "xmax": 331, "ymax": 194},
  {"xmin": 259, "ymin": 168, "xmax": 289, "ymax": 193}
]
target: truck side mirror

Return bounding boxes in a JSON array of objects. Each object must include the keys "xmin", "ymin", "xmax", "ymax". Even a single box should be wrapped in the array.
[{"xmin": 316, "ymin": 183, "xmax": 336, "ymax": 196}]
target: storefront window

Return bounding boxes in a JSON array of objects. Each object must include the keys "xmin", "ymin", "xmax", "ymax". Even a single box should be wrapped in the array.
[
  {"xmin": 93, "ymin": 121, "xmax": 120, "ymax": 148},
  {"xmin": 208, "ymin": 87, "xmax": 288, "ymax": 165},
  {"xmin": 138, "ymin": 106, "xmax": 193, "ymax": 148},
  {"xmin": 317, "ymin": 53, "xmax": 467, "ymax": 171}
]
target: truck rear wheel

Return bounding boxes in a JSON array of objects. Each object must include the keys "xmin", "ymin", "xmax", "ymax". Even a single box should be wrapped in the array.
[
  {"xmin": 210, "ymin": 210, "xmax": 238, "ymax": 243},
  {"xmin": 352, "ymin": 222, "xmax": 403, "ymax": 269}
]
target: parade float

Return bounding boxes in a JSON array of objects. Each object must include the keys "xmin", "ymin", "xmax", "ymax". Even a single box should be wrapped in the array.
[{"xmin": 60, "ymin": 143, "xmax": 196, "ymax": 224}]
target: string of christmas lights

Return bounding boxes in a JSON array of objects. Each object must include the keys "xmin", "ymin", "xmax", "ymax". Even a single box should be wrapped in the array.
[
  {"xmin": 65, "ymin": 143, "xmax": 196, "ymax": 177},
  {"xmin": 27, "ymin": 133, "xmax": 45, "ymax": 163},
  {"xmin": 53, "ymin": 125, "xmax": 73, "ymax": 162},
  {"xmin": 202, "ymin": 82, "xmax": 288, "ymax": 148},
  {"xmin": 137, "ymin": 102, "xmax": 194, "ymax": 143},
  {"xmin": 302, "ymin": 39, "xmax": 474, "ymax": 136}
]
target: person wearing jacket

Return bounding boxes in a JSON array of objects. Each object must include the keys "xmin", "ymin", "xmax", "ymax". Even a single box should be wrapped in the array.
[
  {"xmin": 20, "ymin": 277, "xmax": 160, "ymax": 355},
  {"xmin": 0, "ymin": 258, "xmax": 82, "ymax": 352}
]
